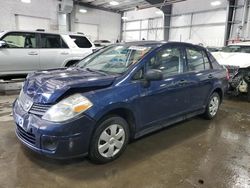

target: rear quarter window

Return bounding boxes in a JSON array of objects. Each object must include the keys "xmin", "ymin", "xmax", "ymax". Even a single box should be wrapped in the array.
[
  {"xmin": 207, "ymin": 51, "xmax": 223, "ymax": 69},
  {"xmin": 69, "ymin": 35, "xmax": 92, "ymax": 48},
  {"xmin": 202, "ymin": 51, "xmax": 212, "ymax": 70}
]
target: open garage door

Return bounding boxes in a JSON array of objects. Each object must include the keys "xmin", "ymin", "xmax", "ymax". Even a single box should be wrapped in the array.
[
  {"xmin": 74, "ymin": 23, "xmax": 98, "ymax": 41},
  {"xmin": 15, "ymin": 15, "xmax": 50, "ymax": 31}
]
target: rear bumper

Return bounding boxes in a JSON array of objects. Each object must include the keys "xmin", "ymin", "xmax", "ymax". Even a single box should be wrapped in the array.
[{"xmin": 13, "ymin": 99, "xmax": 96, "ymax": 159}]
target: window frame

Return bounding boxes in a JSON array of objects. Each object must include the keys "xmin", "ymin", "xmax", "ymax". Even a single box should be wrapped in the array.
[
  {"xmin": 0, "ymin": 31, "xmax": 38, "ymax": 49},
  {"xmin": 37, "ymin": 33, "xmax": 69, "ymax": 49}
]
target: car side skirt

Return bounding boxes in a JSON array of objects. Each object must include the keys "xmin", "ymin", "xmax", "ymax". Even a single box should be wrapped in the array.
[{"xmin": 134, "ymin": 108, "xmax": 205, "ymax": 139}]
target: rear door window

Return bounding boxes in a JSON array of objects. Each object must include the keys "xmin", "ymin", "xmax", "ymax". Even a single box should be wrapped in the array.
[
  {"xmin": 186, "ymin": 47, "xmax": 211, "ymax": 72},
  {"xmin": 2, "ymin": 32, "xmax": 37, "ymax": 48},
  {"xmin": 69, "ymin": 35, "xmax": 92, "ymax": 48},
  {"xmin": 40, "ymin": 34, "xmax": 68, "ymax": 48}
]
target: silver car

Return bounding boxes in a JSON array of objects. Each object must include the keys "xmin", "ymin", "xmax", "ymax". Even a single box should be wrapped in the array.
[{"xmin": 0, "ymin": 30, "xmax": 95, "ymax": 79}]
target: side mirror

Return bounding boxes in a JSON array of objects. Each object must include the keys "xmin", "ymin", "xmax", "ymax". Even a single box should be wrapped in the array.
[
  {"xmin": 145, "ymin": 69, "xmax": 163, "ymax": 81},
  {"xmin": 0, "ymin": 41, "xmax": 7, "ymax": 48}
]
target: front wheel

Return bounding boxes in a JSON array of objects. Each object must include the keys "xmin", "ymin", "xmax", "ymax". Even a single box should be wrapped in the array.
[
  {"xmin": 204, "ymin": 92, "xmax": 220, "ymax": 120},
  {"xmin": 89, "ymin": 116, "xmax": 129, "ymax": 164}
]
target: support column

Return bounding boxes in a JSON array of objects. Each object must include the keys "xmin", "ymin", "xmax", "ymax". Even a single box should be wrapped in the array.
[
  {"xmin": 224, "ymin": 0, "xmax": 236, "ymax": 45},
  {"xmin": 162, "ymin": 5, "xmax": 172, "ymax": 41}
]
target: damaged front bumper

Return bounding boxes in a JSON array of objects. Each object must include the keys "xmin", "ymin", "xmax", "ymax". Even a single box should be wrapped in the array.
[
  {"xmin": 225, "ymin": 66, "xmax": 250, "ymax": 95},
  {"xmin": 13, "ymin": 99, "xmax": 96, "ymax": 159}
]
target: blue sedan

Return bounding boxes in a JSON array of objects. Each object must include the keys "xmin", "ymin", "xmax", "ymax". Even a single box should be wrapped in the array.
[{"xmin": 13, "ymin": 41, "xmax": 228, "ymax": 163}]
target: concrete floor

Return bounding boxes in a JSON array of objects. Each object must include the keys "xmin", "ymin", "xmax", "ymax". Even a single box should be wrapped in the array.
[{"xmin": 0, "ymin": 94, "xmax": 249, "ymax": 188}]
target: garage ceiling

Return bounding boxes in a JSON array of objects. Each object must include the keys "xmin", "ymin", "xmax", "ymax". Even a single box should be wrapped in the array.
[{"xmin": 75, "ymin": 0, "xmax": 186, "ymax": 12}]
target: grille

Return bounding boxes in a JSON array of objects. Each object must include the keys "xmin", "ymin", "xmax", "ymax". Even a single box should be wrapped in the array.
[
  {"xmin": 16, "ymin": 125, "xmax": 36, "ymax": 145},
  {"xmin": 18, "ymin": 91, "xmax": 52, "ymax": 116},
  {"xmin": 29, "ymin": 103, "xmax": 52, "ymax": 116}
]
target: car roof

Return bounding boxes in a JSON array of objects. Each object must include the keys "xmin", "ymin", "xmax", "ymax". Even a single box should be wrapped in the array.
[
  {"xmin": 1, "ymin": 30, "xmax": 86, "ymax": 36},
  {"xmin": 122, "ymin": 41, "xmax": 166, "ymax": 46},
  {"xmin": 94, "ymin": 40, "xmax": 111, "ymax": 43},
  {"xmin": 119, "ymin": 41, "xmax": 205, "ymax": 49}
]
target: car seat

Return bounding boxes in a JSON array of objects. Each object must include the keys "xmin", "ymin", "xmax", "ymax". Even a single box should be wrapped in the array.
[{"xmin": 24, "ymin": 37, "xmax": 33, "ymax": 48}]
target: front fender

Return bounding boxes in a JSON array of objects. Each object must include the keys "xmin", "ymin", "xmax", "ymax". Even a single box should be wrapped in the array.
[{"xmin": 92, "ymin": 102, "xmax": 135, "ymax": 122}]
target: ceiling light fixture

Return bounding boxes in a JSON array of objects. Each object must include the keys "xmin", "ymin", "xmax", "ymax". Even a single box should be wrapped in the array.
[
  {"xmin": 211, "ymin": 1, "xmax": 221, "ymax": 6},
  {"xmin": 21, "ymin": 0, "xmax": 31, "ymax": 3},
  {"xmin": 109, "ymin": 1, "xmax": 119, "ymax": 6},
  {"xmin": 79, "ymin": 9, "xmax": 87, "ymax": 13}
]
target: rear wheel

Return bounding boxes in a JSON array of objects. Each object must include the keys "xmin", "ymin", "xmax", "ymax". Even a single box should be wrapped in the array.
[
  {"xmin": 204, "ymin": 92, "xmax": 220, "ymax": 119},
  {"xmin": 89, "ymin": 116, "xmax": 129, "ymax": 164},
  {"xmin": 247, "ymin": 83, "xmax": 250, "ymax": 102}
]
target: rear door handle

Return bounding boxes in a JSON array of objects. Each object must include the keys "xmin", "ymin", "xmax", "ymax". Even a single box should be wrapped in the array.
[
  {"xmin": 28, "ymin": 51, "xmax": 38, "ymax": 55},
  {"xmin": 208, "ymin": 74, "xmax": 214, "ymax": 79}
]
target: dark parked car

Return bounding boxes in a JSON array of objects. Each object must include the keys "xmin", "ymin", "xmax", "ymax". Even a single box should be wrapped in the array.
[{"xmin": 13, "ymin": 41, "xmax": 228, "ymax": 163}]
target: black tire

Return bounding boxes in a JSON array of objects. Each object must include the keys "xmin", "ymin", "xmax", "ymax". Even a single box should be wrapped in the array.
[
  {"xmin": 89, "ymin": 116, "xmax": 129, "ymax": 164},
  {"xmin": 204, "ymin": 92, "xmax": 220, "ymax": 120},
  {"xmin": 247, "ymin": 83, "xmax": 250, "ymax": 102}
]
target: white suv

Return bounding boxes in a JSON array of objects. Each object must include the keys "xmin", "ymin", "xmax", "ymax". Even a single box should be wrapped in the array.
[{"xmin": 0, "ymin": 30, "xmax": 95, "ymax": 79}]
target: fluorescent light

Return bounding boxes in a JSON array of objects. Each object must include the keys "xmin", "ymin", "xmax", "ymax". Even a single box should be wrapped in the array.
[
  {"xmin": 156, "ymin": 10, "xmax": 164, "ymax": 15},
  {"xmin": 211, "ymin": 1, "xmax": 221, "ymax": 6},
  {"xmin": 21, "ymin": 0, "xmax": 31, "ymax": 3},
  {"xmin": 121, "ymin": 16, "xmax": 128, "ymax": 20},
  {"xmin": 109, "ymin": 1, "xmax": 119, "ymax": 6},
  {"xmin": 162, "ymin": 53, "xmax": 170, "ymax": 57},
  {"xmin": 79, "ymin": 9, "xmax": 87, "ymax": 13}
]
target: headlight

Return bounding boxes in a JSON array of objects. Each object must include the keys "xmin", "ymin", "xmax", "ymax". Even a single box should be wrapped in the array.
[{"xmin": 42, "ymin": 94, "xmax": 93, "ymax": 122}]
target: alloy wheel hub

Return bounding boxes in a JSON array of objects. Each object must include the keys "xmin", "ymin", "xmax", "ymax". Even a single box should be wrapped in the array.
[{"xmin": 209, "ymin": 96, "xmax": 219, "ymax": 116}]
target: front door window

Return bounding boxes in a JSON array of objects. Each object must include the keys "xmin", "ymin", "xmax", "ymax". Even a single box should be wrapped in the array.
[{"xmin": 2, "ymin": 32, "xmax": 36, "ymax": 48}]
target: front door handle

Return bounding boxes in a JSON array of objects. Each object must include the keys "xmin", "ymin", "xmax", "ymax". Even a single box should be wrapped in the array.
[
  {"xmin": 178, "ymin": 80, "xmax": 188, "ymax": 85},
  {"xmin": 61, "ymin": 51, "xmax": 69, "ymax": 55},
  {"xmin": 28, "ymin": 51, "xmax": 38, "ymax": 55}
]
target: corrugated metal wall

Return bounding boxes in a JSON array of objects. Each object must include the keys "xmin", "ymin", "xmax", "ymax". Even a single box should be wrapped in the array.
[{"xmin": 169, "ymin": 0, "xmax": 228, "ymax": 47}]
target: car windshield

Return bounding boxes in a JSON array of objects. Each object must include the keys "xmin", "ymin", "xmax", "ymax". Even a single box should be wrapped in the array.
[
  {"xmin": 77, "ymin": 45, "xmax": 152, "ymax": 74},
  {"xmin": 221, "ymin": 45, "xmax": 250, "ymax": 53}
]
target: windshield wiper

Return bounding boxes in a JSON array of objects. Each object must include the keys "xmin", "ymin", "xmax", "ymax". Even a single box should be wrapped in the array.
[{"xmin": 85, "ymin": 68, "xmax": 108, "ymax": 75}]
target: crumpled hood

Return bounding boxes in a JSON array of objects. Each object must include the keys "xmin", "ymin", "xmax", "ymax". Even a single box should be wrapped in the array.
[
  {"xmin": 212, "ymin": 52, "xmax": 250, "ymax": 68},
  {"xmin": 23, "ymin": 68, "xmax": 116, "ymax": 104}
]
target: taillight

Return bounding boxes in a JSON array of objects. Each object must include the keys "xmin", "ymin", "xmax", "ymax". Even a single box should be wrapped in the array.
[{"xmin": 226, "ymin": 68, "xmax": 230, "ymax": 80}]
